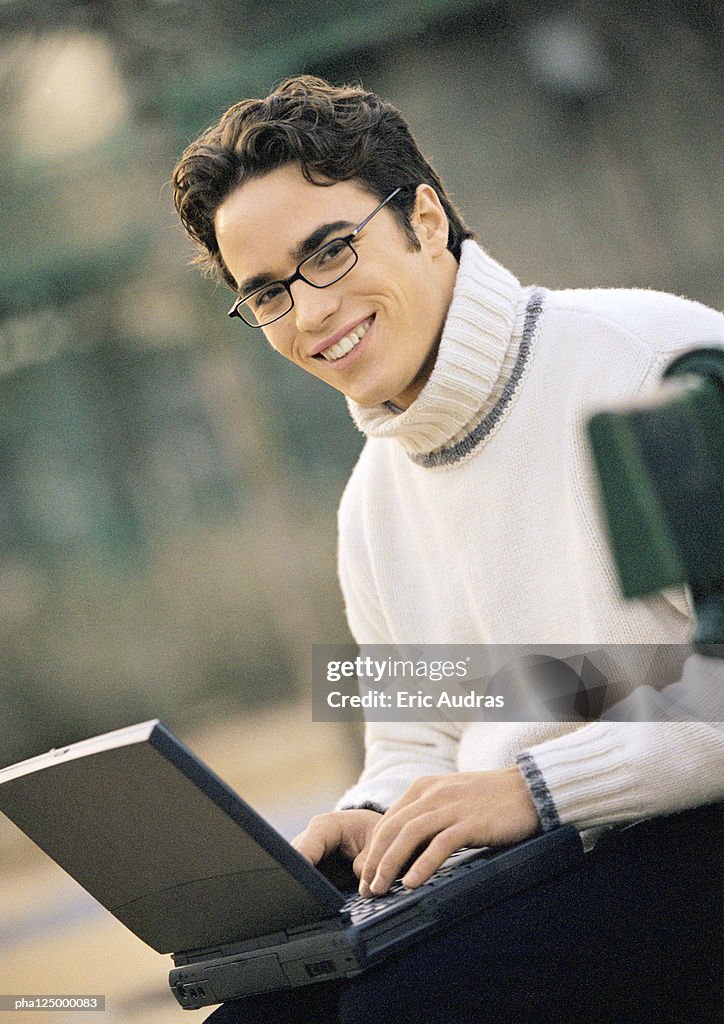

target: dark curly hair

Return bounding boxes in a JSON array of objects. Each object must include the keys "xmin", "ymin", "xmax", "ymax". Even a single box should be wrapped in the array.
[{"xmin": 171, "ymin": 75, "xmax": 475, "ymax": 291}]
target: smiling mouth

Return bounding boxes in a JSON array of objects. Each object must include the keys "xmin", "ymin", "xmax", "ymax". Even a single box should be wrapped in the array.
[{"xmin": 316, "ymin": 316, "xmax": 374, "ymax": 362}]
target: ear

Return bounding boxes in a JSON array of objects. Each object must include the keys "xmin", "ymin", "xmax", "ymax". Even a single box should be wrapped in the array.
[{"xmin": 411, "ymin": 184, "xmax": 450, "ymax": 257}]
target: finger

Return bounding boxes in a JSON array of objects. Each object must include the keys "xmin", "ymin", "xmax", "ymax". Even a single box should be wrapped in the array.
[
  {"xmin": 354, "ymin": 825, "xmax": 382, "ymax": 895},
  {"xmin": 352, "ymin": 849, "xmax": 367, "ymax": 879},
  {"xmin": 358, "ymin": 811, "xmax": 416, "ymax": 892},
  {"xmin": 291, "ymin": 816, "xmax": 341, "ymax": 865},
  {"xmin": 359, "ymin": 799, "xmax": 432, "ymax": 874},
  {"xmin": 290, "ymin": 830, "xmax": 324, "ymax": 863},
  {"xmin": 357, "ymin": 778, "xmax": 458, "ymax": 894},
  {"xmin": 363, "ymin": 811, "xmax": 447, "ymax": 895},
  {"xmin": 353, "ymin": 817, "xmax": 391, "ymax": 894},
  {"xmin": 400, "ymin": 827, "xmax": 465, "ymax": 889}
]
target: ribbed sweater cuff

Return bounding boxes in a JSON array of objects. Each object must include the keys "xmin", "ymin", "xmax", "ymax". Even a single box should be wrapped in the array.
[
  {"xmin": 516, "ymin": 752, "xmax": 561, "ymax": 832},
  {"xmin": 522, "ymin": 723, "xmax": 643, "ymax": 829}
]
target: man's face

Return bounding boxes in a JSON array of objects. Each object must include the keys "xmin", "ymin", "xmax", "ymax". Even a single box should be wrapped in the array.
[{"xmin": 214, "ymin": 164, "xmax": 456, "ymax": 408}]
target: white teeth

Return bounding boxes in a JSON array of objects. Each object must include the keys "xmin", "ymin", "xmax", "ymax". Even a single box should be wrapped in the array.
[{"xmin": 321, "ymin": 318, "xmax": 372, "ymax": 362}]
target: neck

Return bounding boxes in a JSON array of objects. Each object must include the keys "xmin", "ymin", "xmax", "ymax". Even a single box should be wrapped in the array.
[
  {"xmin": 391, "ymin": 247, "xmax": 460, "ymax": 410},
  {"xmin": 347, "ymin": 240, "xmax": 535, "ymax": 466}
]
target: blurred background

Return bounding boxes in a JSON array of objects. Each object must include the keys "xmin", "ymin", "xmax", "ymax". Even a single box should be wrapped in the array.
[{"xmin": 0, "ymin": 0, "xmax": 721, "ymax": 1020}]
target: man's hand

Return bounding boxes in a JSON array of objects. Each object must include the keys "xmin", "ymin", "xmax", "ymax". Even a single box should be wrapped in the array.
[
  {"xmin": 291, "ymin": 809, "xmax": 382, "ymax": 878},
  {"xmin": 357, "ymin": 768, "xmax": 540, "ymax": 897}
]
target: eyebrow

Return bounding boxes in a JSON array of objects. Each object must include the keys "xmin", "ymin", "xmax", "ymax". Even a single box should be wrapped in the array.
[{"xmin": 237, "ymin": 219, "xmax": 355, "ymax": 297}]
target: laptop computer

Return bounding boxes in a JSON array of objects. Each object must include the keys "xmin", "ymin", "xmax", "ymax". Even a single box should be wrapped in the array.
[{"xmin": 0, "ymin": 719, "xmax": 584, "ymax": 1010}]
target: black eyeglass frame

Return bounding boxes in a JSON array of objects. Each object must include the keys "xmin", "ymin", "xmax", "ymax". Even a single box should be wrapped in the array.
[{"xmin": 227, "ymin": 187, "xmax": 402, "ymax": 328}]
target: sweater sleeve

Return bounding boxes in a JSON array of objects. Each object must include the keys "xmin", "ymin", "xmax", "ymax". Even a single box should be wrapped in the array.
[
  {"xmin": 336, "ymin": 472, "xmax": 461, "ymax": 811},
  {"xmin": 521, "ymin": 298, "xmax": 724, "ymax": 831},
  {"xmin": 335, "ymin": 718, "xmax": 462, "ymax": 811},
  {"xmin": 518, "ymin": 653, "xmax": 724, "ymax": 829}
]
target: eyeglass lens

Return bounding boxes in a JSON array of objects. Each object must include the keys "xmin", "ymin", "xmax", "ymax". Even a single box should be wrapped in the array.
[{"xmin": 240, "ymin": 238, "xmax": 358, "ymax": 327}]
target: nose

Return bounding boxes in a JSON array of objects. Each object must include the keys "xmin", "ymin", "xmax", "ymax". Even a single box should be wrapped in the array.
[{"xmin": 291, "ymin": 280, "xmax": 342, "ymax": 334}]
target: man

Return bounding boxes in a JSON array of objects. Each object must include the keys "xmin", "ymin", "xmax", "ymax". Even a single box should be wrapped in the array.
[{"xmin": 172, "ymin": 76, "xmax": 723, "ymax": 1023}]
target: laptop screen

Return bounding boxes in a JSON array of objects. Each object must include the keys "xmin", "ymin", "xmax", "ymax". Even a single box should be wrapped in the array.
[{"xmin": 0, "ymin": 720, "xmax": 344, "ymax": 953}]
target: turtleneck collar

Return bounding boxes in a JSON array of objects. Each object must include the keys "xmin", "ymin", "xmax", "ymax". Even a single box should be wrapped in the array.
[{"xmin": 346, "ymin": 240, "xmax": 542, "ymax": 468}]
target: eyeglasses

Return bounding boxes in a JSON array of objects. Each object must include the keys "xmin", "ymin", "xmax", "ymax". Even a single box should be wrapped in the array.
[{"xmin": 227, "ymin": 187, "xmax": 401, "ymax": 328}]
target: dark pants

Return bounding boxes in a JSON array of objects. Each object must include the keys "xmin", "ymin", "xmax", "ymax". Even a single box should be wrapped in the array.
[{"xmin": 204, "ymin": 803, "xmax": 722, "ymax": 1024}]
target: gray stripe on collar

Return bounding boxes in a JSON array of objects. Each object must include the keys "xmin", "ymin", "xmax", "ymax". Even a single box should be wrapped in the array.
[{"xmin": 409, "ymin": 290, "xmax": 544, "ymax": 469}]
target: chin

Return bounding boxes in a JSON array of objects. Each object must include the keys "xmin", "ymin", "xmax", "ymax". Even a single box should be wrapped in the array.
[
  {"xmin": 343, "ymin": 373, "xmax": 413, "ymax": 409},
  {"xmin": 348, "ymin": 391, "xmax": 383, "ymax": 408},
  {"xmin": 345, "ymin": 382, "xmax": 402, "ymax": 408}
]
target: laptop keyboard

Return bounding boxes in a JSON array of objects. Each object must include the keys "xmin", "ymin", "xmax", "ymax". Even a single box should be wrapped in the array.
[{"xmin": 342, "ymin": 847, "xmax": 492, "ymax": 923}]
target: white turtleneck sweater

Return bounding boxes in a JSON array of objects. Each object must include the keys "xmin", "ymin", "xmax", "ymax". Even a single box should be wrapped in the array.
[{"xmin": 335, "ymin": 241, "xmax": 723, "ymax": 835}]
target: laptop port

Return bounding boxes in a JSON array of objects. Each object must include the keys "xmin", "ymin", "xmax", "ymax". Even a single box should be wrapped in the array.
[
  {"xmin": 305, "ymin": 959, "xmax": 337, "ymax": 978},
  {"xmin": 174, "ymin": 982, "xmax": 206, "ymax": 1006}
]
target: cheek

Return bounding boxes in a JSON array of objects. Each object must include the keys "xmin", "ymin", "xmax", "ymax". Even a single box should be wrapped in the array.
[{"xmin": 382, "ymin": 263, "xmax": 426, "ymax": 310}]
